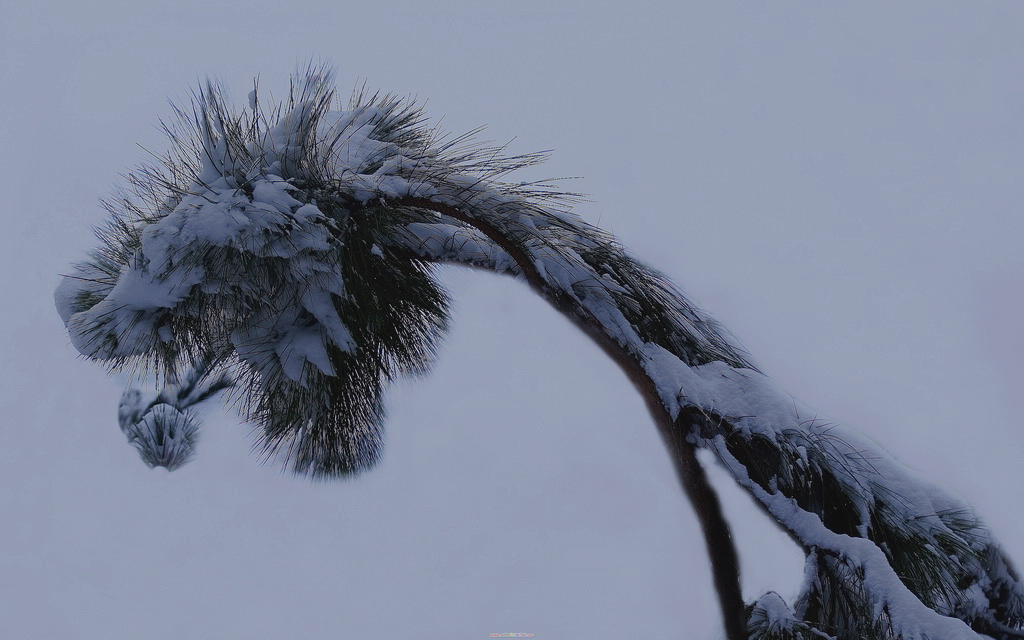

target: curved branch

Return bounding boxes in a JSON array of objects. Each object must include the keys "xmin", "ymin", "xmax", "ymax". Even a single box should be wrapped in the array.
[{"xmin": 393, "ymin": 199, "xmax": 748, "ymax": 640}]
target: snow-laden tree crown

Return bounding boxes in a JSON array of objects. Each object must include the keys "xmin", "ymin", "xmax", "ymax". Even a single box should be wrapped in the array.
[{"xmin": 56, "ymin": 68, "xmax": 1022, "ymax": 640}]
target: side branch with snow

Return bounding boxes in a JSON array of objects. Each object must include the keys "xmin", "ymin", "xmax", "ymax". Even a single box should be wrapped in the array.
[{"xmin": 55, "ymin": 69, "xmax": 1022, "ymax": 640}]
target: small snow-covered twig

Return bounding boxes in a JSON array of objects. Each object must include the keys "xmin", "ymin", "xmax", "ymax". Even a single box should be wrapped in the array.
[{"xmin": 116, "ymin": 359, "xmax": 234, "ymax": 470}]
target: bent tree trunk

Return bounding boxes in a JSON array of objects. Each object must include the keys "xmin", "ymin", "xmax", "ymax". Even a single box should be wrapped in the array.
[
  {"xmin": 390, "ymin": 196, "xmax": 749, "ymax": 640},
  {"xmin": 55, "ymin": 71, "xmax": 1023, "ymax": 640}
]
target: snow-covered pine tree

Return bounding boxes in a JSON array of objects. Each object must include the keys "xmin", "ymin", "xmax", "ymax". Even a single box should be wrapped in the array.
[{"xmin": 55, "ymin": 68, "xmax": 1023, "ymax": 640}]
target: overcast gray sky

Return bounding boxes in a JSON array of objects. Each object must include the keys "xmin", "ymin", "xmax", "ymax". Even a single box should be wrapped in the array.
[{"xmin": 2, "ymin": 2, "xmax": 1022, "ymax": 638}]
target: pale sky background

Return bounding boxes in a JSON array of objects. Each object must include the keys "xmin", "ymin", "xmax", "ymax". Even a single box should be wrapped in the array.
[{"xmin": 2, "ymin": 2, "xmax": 1023, "ymax": 639}]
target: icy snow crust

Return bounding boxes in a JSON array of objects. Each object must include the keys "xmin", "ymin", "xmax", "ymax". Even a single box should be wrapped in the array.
[{"xmin": 56, "ymin": 73, "xmax": 1021, "ymax": 639}]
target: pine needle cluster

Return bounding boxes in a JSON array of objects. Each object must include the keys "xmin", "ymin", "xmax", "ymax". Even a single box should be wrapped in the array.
[{"xmin": 57, "ymin": 66, "xmax": 460, "ymax": 476}]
